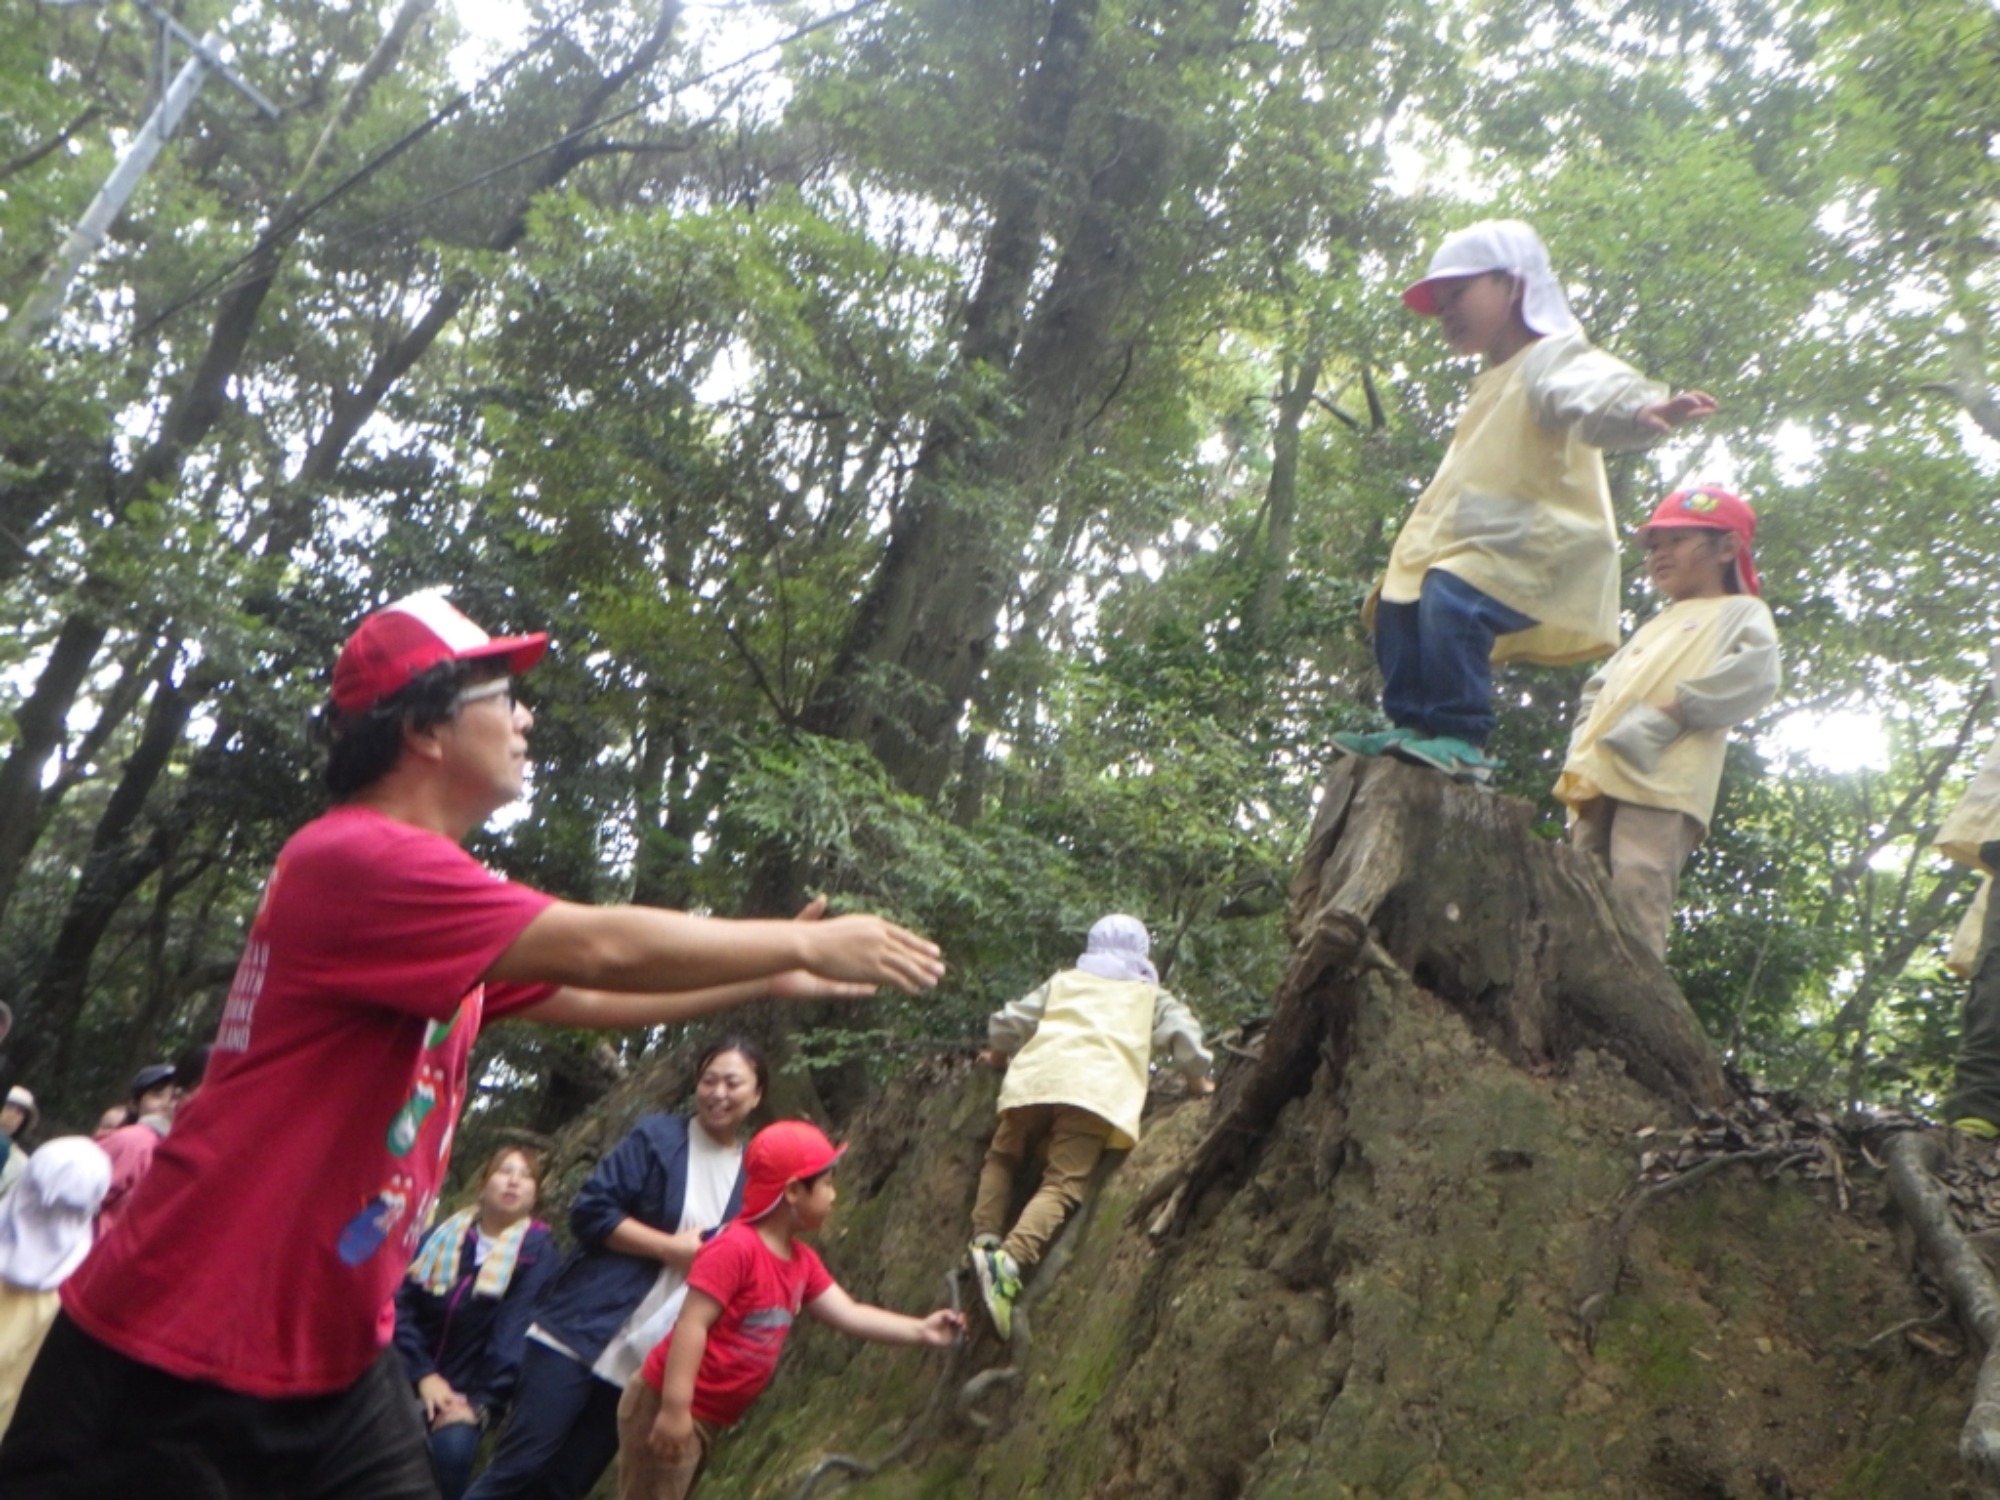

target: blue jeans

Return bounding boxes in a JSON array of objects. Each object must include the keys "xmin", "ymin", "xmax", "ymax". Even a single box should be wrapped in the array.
[
  {"xmin": 430, "ymin": 1418, "xmax": 484, "ymax": 1500},
  {"xmin": 460, "ymin": 1343, "xmax": 621, "ymax": 1500},
  {"xmin": 1374, "ymin": 569, "xmax": 1536, "ymax": 748}
]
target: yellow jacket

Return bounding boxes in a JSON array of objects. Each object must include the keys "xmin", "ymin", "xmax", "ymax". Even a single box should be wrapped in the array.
[
  {"xmin": 1555, "ymin": 594, "xmax": 1780, "ymax": 831},
  {"xmin": 1371, "ymin": 330, "xmax": 1667, "ymax": 666},
  {"xmin": 991, "ymin": 970, "xmax": 1211, "ymax": 1149}
]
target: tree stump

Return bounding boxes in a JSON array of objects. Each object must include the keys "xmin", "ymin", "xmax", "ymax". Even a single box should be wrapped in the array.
[{"xmin": 1182, "ymin": 757, "xmax": 1731, "ymax": 1215}]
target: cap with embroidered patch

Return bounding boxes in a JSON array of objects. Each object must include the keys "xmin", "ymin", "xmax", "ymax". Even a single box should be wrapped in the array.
[
  {"xmin": 1636, "ymin": 486, "xmax": 1762, "ymax": 597},
  {"xmin": 331, "ymin": 591, "xmax": 548, "ymax": 714}
]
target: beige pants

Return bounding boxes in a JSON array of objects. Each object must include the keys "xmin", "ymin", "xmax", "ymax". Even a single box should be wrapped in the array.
[
  {"xmin": 972, "ymin": 1103, "xmax": 1113, "ymax": 1268},
  {"xmin": 1570, "ymin": 798, "xmax": 1703, "ymax": 960},
  {"xmin": 616, "ymin": 1379, "xmax": 719, "ymax": 1500}
]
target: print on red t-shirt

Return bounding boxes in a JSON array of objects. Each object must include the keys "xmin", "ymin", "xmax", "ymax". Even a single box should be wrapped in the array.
[
  {"xmin": 639, "ymin": 1221, "xmax": 836, "ymax": 1427},
  {"xmin": 62, "ymin": 807, "xmax": 556, "ymax": 1399}
]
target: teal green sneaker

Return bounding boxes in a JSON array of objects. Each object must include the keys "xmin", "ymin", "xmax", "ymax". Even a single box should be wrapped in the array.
[
  {"xmin": 1331, "ymin": 726, "xmax": 1417, "ymax": 759},
  {"xmin": 1389, "ymin": 734, "xmax": 1501, "ymax": 786},
  {"xmin": 972, "ymin": 1244, "xmax": 1022, "ymax": 1339}
]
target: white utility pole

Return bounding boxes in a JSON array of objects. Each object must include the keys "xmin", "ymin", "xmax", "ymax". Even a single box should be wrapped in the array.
[{"xmin": 10, "ymin": 0, "xmax": 277, "ymax": 342}]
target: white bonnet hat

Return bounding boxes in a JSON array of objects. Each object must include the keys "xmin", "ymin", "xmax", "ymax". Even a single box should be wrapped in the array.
[
  {"xmin": 0, "ymin": 1137, "xmax": 112, "ymax": 1292},
  {"xmin": 1401, "ymin": 219, "xmax": 1579, "ymax": 337},
  {"xmin": 1075, "ymin": 914, "xmax": 1158, "ymax": 986}
]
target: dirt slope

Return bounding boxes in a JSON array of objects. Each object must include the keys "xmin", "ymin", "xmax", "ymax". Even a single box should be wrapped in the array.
[{"xmin": 683, "ymin": 978, "xmax": 1969, "ymax": 1500}]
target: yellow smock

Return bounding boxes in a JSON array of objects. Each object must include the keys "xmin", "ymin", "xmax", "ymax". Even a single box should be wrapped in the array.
[
  {"xmin": 1555, "ymin": 594, "xmax": 1781, "ymax": 832},
  {"xmin": 1369, "ymin": 329, "xmax": 1667, "ymax": 666},
  {"xmin": 991, "ymin": 970, "xmax": 1211, "ymax": 1150},
  {"xmin": 0, "ymin": 1284, "xmax": 58, "ymax": 1440}
]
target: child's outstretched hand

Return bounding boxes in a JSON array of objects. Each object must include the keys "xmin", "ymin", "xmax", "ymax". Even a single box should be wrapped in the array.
[
  {"xmin": 917, "ymin": 1308, "xmax": 967, "ymax": 1346},
  {"xmin": 977, "ymin": 1048, "xmax": 1009, "ymax": 1069},
  {"xmin": 1635, "ymin": 390, "xmax": 1718, "ymax": 433},
  {"xmin": 1187, "ymin": 1075, "xmax": 1216, "ymax": 1098}
]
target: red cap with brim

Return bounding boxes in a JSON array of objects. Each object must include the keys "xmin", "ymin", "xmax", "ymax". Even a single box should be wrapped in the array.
[
  {"xmin": 1636, "ymin": 486, "xmax": 1762, "ymax": 597},
  {"xmin": 737, "ymin": 1120, "xmax": 847, "ymax": 1223},
  {"xmin": 332, "ymin": 591, "xmax": 548, "ymax": 714}
]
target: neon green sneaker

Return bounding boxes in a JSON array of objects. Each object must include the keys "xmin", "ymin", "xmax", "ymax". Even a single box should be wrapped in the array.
[
  {"xmin": 972, "ymin": 1244, "xmax": 1022, "ymax": 1339},
  {"xmin": 1953, "ymin": 1117, "xmax": 2000, "ymax": 1140}
]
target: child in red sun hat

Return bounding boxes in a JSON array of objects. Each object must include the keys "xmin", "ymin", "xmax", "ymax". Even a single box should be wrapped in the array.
[
  {"xmin": 615, "ymin": 1121, "xmax": 962, "ymax": 1500},
  {"xmin": 1556, "ymin": 486, "xmax": 1781, "ymax": 959}
]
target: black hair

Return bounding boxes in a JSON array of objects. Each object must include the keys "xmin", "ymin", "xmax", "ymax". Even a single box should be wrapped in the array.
[
  {"xmin": 173, "ymin": 1043, "xmax": 212, "ymax": 1092},
  {"xmin": 796, "ymin": 1166, "xmax": 834, "ymax": 1191},
  {"xmin": 320, "ymin": 659, "xmax": 478, "ymax": 800},
  {"xmin": 694, "ymin": 1035, "xmax": 770, "ymax": 1097}
]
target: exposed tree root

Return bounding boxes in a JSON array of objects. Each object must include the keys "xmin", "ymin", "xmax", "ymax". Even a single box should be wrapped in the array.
[
  {"xmin": 952, "ymin": 1148, "xmax": 1124, "ymax": 1435},
  {"xmin": 1885, "ymin": 1129, "xmax": 2000, "ymax": 1498},
  {"xmin": 790, "ymin": 1148, "xmax": 1130, "ymax": 1493},
  {"xmin": 788, "ymin": 1270, "xmax": 970, "ymax": 1500},
  {"xmin": 1572, "ymin": 1143, "xmax": 1812, "ymax": 1351}
]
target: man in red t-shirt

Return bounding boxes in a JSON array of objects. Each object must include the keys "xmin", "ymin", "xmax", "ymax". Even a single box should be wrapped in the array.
[{"xmin": 0, "ymin": 591, "xmax": 945, "ymax": 1500}]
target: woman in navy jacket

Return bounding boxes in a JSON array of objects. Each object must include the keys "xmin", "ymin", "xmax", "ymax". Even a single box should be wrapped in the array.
[
  {"xmin": 464, "ymin": 1038, "xmax": 764, "ymax": 1500},
  {"xmin": 394, "ymin": 1146, "xmax": 558, "ymax": 1499}
]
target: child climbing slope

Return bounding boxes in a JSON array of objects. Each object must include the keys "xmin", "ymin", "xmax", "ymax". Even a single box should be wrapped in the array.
[
  {"xmin": 969, "ymin": 914, "xmax": 1214, "ymax": 1339},
  {"xmin": 1338, "ymin": 219, "xmax": 1718, "ymax": 785},
  {"xmin": 616, "ymin": 1121, "xmax": 961, "ymax": 1500}
]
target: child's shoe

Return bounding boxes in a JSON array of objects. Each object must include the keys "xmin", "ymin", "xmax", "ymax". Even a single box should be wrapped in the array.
[
  {"xmin": 972, "ymin": 1243, "xmax": 1022, "ymax": 1339},
  {"xmin": 1389, "ymin": 734, "xmax": 1501, "ymax": 786},
  {"xmin": 1331, "ymin": 726, "xmax": 1416, "ymax": 759},
  {"xmin": 1954, "ymin": 1117, "xmax": 2000, "ymax": 1141}
]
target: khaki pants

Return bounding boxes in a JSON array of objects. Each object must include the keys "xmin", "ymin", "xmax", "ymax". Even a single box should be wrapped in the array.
[
  {"xmin": 972, "ymin": 1104, "xmax": 1113, "ymax": 1268},
  {"xmin": 1571, "ymin": 798, "xmax": 1703, "ymax": 960},
  {"xmin": 615, "ymin": 1379, "xmax": 718, "ymax": 1500}
]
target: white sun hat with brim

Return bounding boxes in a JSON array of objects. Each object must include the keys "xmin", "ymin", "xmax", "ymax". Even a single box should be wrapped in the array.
[
  {"xmin": 1401, "ymin": 219, "xmax": 1580, "ymax": 337},
  {"xmin": 0, "ymin": 1137, "xmax": 112, "ymax": 1291}
]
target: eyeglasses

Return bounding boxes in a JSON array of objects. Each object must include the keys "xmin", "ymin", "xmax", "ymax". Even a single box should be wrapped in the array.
[{"xmin": 451, "ymin": 679, "xmax": 516, "ymax": 713}]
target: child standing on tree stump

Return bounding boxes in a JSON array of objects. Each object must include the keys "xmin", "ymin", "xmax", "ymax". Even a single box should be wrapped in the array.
[
  {"xmin": 1555, "ymin": 486, "xmax": 1781, "ymax": 959},
  {"xmin": 1336, "ymin": 219, "xmax": 1718, "ymax": 785},
  {"xmin": 968, "ymin": 915, "xmax": 1213, "ymax": 1339}
]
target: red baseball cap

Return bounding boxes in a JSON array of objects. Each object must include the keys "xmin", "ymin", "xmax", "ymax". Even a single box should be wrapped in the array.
[
  {"xmin": 738, "ymin": 1120, "xmax": 846, "ymax": 1223},
  {"xmin": 1636, "ymin": 486, "xmax": 1762, "ymax": 597},
  {"xmin": 331, "ymin": 591, "xmax": 548, "ymax": 714}
]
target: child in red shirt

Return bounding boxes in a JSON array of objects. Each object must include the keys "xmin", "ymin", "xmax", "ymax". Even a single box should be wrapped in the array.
[{"xmin": 615, "ymin": 1121, "xmax": 962, "ymax": 1500}]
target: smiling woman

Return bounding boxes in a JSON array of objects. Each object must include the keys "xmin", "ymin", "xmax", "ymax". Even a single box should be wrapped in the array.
[{"xmin": 462, "ymin": 1039, "xmax": 767, "ymax": 1500}]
